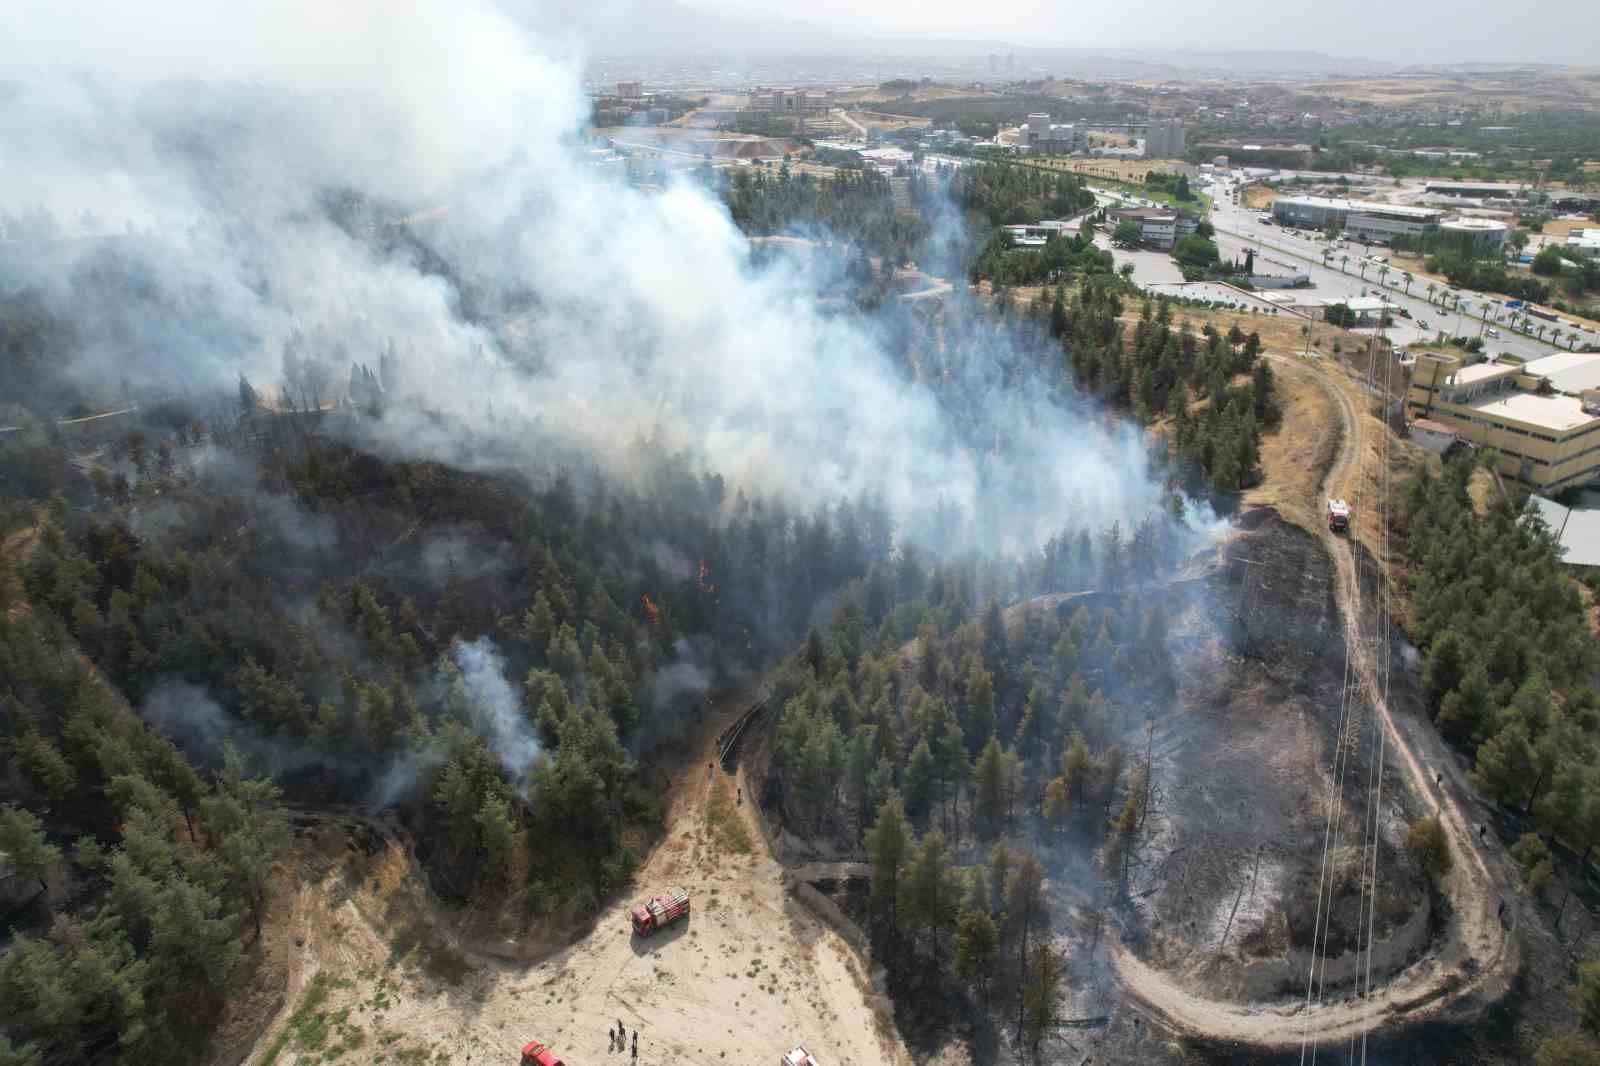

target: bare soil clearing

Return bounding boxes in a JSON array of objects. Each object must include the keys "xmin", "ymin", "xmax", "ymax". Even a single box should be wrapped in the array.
[
  {"xmin": 1241, "ymin": 185, "xmax": 1278, "ymax": 211},
  {"xmin": 237, "ymin": 699, "xmax": 906, "ymax": 1066}
]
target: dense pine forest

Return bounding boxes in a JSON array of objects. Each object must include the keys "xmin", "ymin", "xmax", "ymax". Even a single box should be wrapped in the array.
[{"xmin": 1402, "ymin": 454, "xmax": 1600, "ymax": 860}]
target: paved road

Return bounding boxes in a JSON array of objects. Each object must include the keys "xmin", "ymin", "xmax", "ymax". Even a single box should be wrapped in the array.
[{"xmin": 1208, "ymin": 177, "xmax": 1599, "ymax": 357}]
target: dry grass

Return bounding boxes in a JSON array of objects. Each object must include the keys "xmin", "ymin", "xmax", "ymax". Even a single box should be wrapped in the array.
[
  {"xmin": 843, "ymin": 110, "xmax": 930, "ymax": 131},
  {"xmin": 1241, "ymin": 357, "xmax": 1340, "ymax": 533},
  {"xmin": 1241, "ymin": 184, "xmax": 1278, "ymax": 210},
  {"xmin": 1541, "ymin": 218, "xmax": 1592, "ymax": 237},
  {"xmin": 1466, "ymin": 466, "xmax": 1500, "ymax": 516},
  {"xmin": 1300, "ymin": 72, "xmax": 1600, "ymax": 114},
  {"xmin": 1087, "ymin": 131, "xmax": 1134, "ymax": 148},
  {"xmin": 1033, "ymin": 158, "xmax": 1182, "ymax": 183},
  {"xmin": 704, "ymin": 776, "xmax": 752, "ymax": 856},
  {"xmin": 833, "ymin": 84, "xmax": 990, "ymax": 105}
]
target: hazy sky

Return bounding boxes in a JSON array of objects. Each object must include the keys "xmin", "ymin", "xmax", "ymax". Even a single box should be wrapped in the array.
[{"xmin": 688, "ymin": 0, "xmax": 1598, "ymax": 66}]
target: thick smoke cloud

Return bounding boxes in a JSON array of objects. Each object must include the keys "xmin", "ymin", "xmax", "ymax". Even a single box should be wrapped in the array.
[
  {"xmin": 0, "ymin": 0, "xmax": 1185, "ymax": 554},
  {"xmin": 450, "ymin": 637, "xmax": 542, "ymax": 778}
]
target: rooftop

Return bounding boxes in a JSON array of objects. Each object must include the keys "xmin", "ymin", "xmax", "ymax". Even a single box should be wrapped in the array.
[
  {"xmin": 1529, "ymin": 496, "xmax": 1600, "ymax": 568},
  {"xmin": 1424, "ymin": 180, "xmax": 1530, "ymax": 192},
  {"xmin": 1411, "ymin": 418, "xmax": 1458, "ymax": 435},
  {"xmin": 1451, "ymin": 361, "xmax": 1521, "ymax": 386},
  {"xmin": 1275, "ymin": 195, "xmax": 1440, "ymax": 220},
  {"xmin": 1521, "ymin": 351, "xmax": 1600, "ymax": 395},
  {"xmin": 1468, "ymin": 390, "xmax": 1600, "ymax": 433},
  {"xmin": 1440, "ymin": 217, "xmax": 1510, "ymax": 232}
]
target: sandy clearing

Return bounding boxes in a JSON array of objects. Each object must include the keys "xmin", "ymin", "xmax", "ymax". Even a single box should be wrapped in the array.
[{"xmin": 241, "ymin": 700, "xmax": 906, "ymax": 1066}]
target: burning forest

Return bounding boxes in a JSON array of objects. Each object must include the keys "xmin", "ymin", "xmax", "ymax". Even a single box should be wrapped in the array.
[{"xmin": 6, "ymin": 2, "xmax": 1541, "ymax": 1066}]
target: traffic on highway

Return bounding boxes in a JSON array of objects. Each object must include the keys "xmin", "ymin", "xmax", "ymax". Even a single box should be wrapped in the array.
[{"xmin": 1204, "ymin": 175, "xmax": 1600, "ymax": 357}]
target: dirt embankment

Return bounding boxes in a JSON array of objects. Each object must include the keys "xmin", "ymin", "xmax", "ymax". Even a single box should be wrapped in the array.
[{"xmin": 236, "ymin": 697, "xmax": 908, "ymax": 1066}]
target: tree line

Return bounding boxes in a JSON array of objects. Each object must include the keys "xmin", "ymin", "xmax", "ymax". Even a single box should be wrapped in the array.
[{"xmin": 1401, "ymin": 454, "xmax": 1600, "ymax": 851}]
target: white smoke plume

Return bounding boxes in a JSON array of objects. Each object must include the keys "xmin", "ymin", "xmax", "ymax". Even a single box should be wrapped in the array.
[
  {"xmin": 0, "ymin": 0, "xmax": 1189, "ymax": 555},
  {"xmin": 450, "ymin": 637, "xmax": 541, "ymax": 778}
]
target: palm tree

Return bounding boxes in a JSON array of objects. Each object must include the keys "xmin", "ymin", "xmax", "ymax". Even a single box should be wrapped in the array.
[
  {"xmin": 1402, "ymin": 271, "xmax": 1414, "ymax": 295},
  {"xmin": 1535, "ymin": 323, "xmax": 1547, "ymax": 342},
  {"xmin": 1358, "ymin": 259, "xmax": 1370, "ymax": 280},
  {"xmin": 1341, "ymin": 254, "xmax": 1350, "ymax": 274},
  {"xmin": 1378, "ymin": 264, "xmax": 1391, "ymax": 289}
]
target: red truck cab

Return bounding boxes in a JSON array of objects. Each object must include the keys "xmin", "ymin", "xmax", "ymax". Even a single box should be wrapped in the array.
[{"xmin": 521, "ymin": 1041, "xmax": 564, "ymax": 1066}]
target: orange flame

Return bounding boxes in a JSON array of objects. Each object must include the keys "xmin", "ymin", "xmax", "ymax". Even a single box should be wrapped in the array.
[{"xmin": 641, "ymin": 593, "xmax": 662, "ymax": 626}]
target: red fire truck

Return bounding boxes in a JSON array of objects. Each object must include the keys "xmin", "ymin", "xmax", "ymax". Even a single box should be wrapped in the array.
[
  {"xmin": 520, "ymin": 1041, "xmax": 564, "ymax": 1066},
  {"xmin": 630, "ymin": 888, "xmax": 690, "ymax": 937},
  {"xmin": 1327, "ymin": 498, "xmax": 1350, "ymax": 533}
]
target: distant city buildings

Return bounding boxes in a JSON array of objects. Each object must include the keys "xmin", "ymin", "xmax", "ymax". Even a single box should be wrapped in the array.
[
  {"xmin": 1143, "ymin": 118, "xmax": 1186, "ymax": 159},
  {"xmin": 747, "ymin": 87, "xmax": 833, "ymax": 114},
  {"xmin": 1020, "ymin": 113, "xmax": 1084, "ymax": 154}
]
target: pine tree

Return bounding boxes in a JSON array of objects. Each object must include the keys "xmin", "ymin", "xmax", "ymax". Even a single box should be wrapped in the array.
[
  {"xmin": 953, "ymin": 906, "xmax": 999, "ymax": 1003},
  {"xmin": 201, "ymin": 744, "xmax": 288, "ymax": 941},
  {"xmin": 974, "ymin": 736, "xmax": 1005, "ymax": 839},
  {"xmin": 1021, "ymin": 941, "xmax": 1067, "ymax": 1053},
  {"xmin": 0, "ymin": 806, "xmax": 59, "ymax": 899},
  {"xmin": 1007, "ymin": 851, "xmax": 1045, "ymax": 1041},
  {"xmin": 903, "ymin": 739, "xmax": 935, "ymax": 824},
  {"xmin": 866, "ymin": 794, "xmax": 912, "ymax": 938}
]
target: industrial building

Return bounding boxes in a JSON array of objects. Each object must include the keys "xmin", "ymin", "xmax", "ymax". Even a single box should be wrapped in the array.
[
  {"xmin": 1271, "ymin": 195, "xmax": 1443, "ymax": 244},
  {"xmin": 1439, "ymin": 217, "xmax": 1509, "ymax": 253},
  {"xmin": 747, "ymin": 88, "xmax": 832, "ymax": 114},
  {"xmin": 1143, "ymin": 118, "xmax": 1186, "ymax": 159},
  {"xmin": 1407, "ymin": 350, "xmax": 1600, "ymax": 491},
  {"xmin": 1001, "ymin": 220, "xmax": 1077, "ymax": 247},
  {"xmin": 1020, "ymin": 114, "xmax": 1084, "ymax": 154},
  {"xmin": 1567, "ymin": 229, "xmax": 1600, "ymax": 254},
  {"xmin": 1107, "ymin": 205, "xmax": 1199, "ymax": 250},
  {"xmin": 1423, "ymin": 179, "xmax": 1532, "ymax": 200}
]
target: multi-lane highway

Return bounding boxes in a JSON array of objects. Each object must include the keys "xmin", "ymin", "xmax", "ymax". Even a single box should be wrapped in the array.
[{"xmin": 1204, "ymin": 176, "xmax": 1600, "ymax": 357}]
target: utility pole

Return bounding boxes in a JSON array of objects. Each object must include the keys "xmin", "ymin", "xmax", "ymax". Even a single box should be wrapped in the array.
[{"xmin": 1248, "ymin": 842, "xmax": 1265, "ymax": 907}]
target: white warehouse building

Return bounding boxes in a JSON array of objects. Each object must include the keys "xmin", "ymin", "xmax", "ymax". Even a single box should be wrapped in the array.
[{"xmin": 1271, "ymin": 195, "xmax": 1442, "ymax": 244}]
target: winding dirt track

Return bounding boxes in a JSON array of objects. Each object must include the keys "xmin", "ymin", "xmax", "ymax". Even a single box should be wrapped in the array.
[{"xmin": 1105, "ymin": 354, "xmax": 1514, "ymax": 1050}]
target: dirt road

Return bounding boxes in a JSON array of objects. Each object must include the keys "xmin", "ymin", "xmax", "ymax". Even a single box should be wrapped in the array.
[
  {"xmin": 1105, "ymin": 353, "xmax": 1514, "ymax": 1049},
  {"xmin": 242, "ymin": 699, "xmax": 906, "ymax": 1066}
]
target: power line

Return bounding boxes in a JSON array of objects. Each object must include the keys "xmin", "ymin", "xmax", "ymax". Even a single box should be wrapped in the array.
[
  {"xmin": 1358, "ymin": 302, "xmax": 1397, "ymax": 1066},
  {"xmin": 1302, "ymin": 321, "xmax": 1388, "ymax": 1065}
]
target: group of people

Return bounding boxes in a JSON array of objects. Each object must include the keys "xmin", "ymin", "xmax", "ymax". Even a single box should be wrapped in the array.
[{"xmin": 608, "ymin": 1019, "xmax": 639, "ymax": 1060}]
